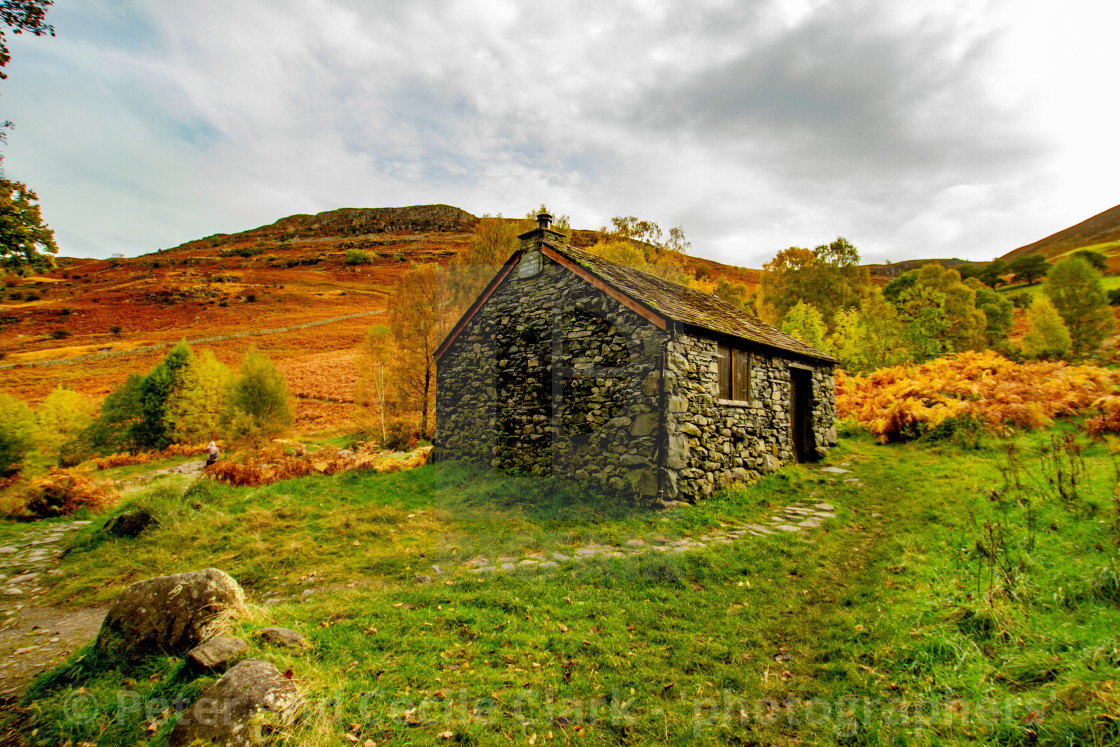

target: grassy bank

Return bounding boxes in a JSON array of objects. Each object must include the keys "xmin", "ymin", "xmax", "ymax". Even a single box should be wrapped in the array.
[{"xmin": 5, "ymin": 424, "xmax": 1120, "ymax": 745}]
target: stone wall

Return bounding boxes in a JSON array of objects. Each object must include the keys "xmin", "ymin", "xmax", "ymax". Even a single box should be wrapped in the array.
[
  {"xmin": 435, "ymin": 236, "xmax": 837, "ymax": 502},
  {"xmin": 435, "ymin": 241, "xmax": 666, "ymax": 495},
  {"xmin": 661, "ymin": 332, "xmax": 836, "ymax": 501}
]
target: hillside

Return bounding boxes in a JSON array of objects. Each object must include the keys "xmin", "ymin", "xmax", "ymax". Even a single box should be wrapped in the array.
[
  {"xmin": 0, "ymin": 205, "xmax": 479, "ymax": 429},
  {"xmin": 1001, "ymin": 202, "xmax": 1120, "ymax": 263}
]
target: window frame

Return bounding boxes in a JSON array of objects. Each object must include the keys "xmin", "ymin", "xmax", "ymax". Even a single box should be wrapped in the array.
[{"xmin": 717, "ymin": 343, "xmax": 751, "ymax": 403}]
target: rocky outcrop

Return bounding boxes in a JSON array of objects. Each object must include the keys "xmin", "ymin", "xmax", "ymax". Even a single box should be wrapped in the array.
[
  {"xmin": 261, "ymin": 204, "xmax": 478, "ymax": 241},
  {"xmin": 95, "ymin": 568, "xmax": 246, "ymax": 666},
  {"xmin": 169, "ymin": 658, "xmax": 299, "ymax": 747}
]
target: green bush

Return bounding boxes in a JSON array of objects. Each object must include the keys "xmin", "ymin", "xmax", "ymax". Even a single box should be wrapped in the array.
[
  {"xmin": 1008, "ymin": 291, "xmax": 1033, "ymax": 309},
  {"xmin": 345, "ymin": 248, "xmax": 371, "ymax": 265},
  {"xmin": 0, "ymin": 393, "xmax": 36, "ymax": 477},
  {"xmin": 1108, "ymin": 288, "xmax": 1120, "ymax": 306},
  {"xmin": 226, "ymin": 348, "xmax": 293, "ymax": 442}
]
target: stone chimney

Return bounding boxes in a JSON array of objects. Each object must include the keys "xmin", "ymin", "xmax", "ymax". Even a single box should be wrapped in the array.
[{"xmin": 518, "ymin": 210, "xmax": 564, "ymax": 250}]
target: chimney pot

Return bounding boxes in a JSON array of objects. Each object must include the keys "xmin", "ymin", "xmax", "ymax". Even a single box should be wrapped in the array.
[{"xmin": 536, "ymin": 212, "xmax": 553, "ymax": 230}]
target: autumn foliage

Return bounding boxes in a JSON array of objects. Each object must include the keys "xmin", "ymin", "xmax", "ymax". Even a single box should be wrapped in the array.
[
  {"xmin": 206, "ymin": 444, "xmax": 431, "ymax": 487},
  {"xmin": 93, "ymin": 442, "xmax": 223, "ymax": 470},
  {"xmin": 837, "ymin": 351, "xmax": 1117, "ymax": 442},
  {"xmin": 22, "ymin": 469, "xmax": 117, "ymax": 517}
]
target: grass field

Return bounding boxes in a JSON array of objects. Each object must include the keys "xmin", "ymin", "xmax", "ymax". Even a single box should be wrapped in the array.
[{"xmin": 4, "ymin": 422, "xmax": 1120, "ymax": 745}]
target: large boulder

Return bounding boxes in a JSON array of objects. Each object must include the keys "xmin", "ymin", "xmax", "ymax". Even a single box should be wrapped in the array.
[
  {"xmin": 102, "ymin": 507, "xmax": 159, "ymax": 538},
  {"xmin": 169, "ymin": 658, "xmax": 299, "ymax": 747},
  {"xmin": 96, "ymin": 568, "xmax": 246, "ymax": 666}
]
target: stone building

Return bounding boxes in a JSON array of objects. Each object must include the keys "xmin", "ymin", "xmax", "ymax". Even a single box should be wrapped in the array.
[{"xmin": 434, "ymin": 214, "xmax": 837, "ymax": 502}]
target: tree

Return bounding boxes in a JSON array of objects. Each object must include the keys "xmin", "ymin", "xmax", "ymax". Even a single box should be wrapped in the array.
[
  {"xmin": 164, "ymin": 349, "xmax": 232, "ymax": 443},
  {"xmin": 448, "ymin": 215, "xmax": 520, "ymax": 315},
  {"xmin": 1010, "ymin": 254, "xmax": 1049, "ymax": 286},
  {"xmin": 85, "ymin": 374, "xmax": 145, "ymax": 454},
  {"xmin": 388, "ymin": 265, "xmax": 448, "ymax": 440},
  {"xmin": 0, "ymin": 178, "xmax": 58, "ymax": 274},
  {"xmin": 827, "ymin": 291, "xmax": 909, "ymax": 372},
  {"xmin": 227, "ymin": 347, "xmax": 293, "ymax": 441},
  {"xmin": 758, "ymin": 238, "xmax": 870, "ymax": 328},
  {"xmin": 135, "ymin": 343, "xmax": 194, "ymax": 450},
  {"xmin": 968, "ymin": 280, "xmax": 1014, "ymax": 344},
  {"xmin": 1073, "ymin": 249, "xmax": 1108, "ymax": 272},
  {"xmin": 36, "ymin": 386, "xmax": 94, "ymax": 466},
  {"xmin": 779, "ymin": 301, "xmax": 827, "ymax": 350},
  {"xmin": 586, "ymin": 215, "xmax": 690, "ymax": 283},
  {"xmin": 355, "ymin": 325, "xmax": 393, "ymax": 443},
  {"xmin": 900, "ymin": 264, "xmax": 990, "ymax": 356},
  {"xmin": 1044, "ymin": 256, "xmax": 1116, "ymax": 356},
  {"xmin": 1021, "ymin": 296, "xmax": 1071, "ymax": 360},
  {"xmin": 979, "ymin": 258, "xmax": 1009, "ymax": 288},
  {"xmin": 0, "ymin": 390, "xmax": 34, "ymax": 476},
  {"xmin": 0, "ymin": 1, "xmax": 53, "ymax": 79}
]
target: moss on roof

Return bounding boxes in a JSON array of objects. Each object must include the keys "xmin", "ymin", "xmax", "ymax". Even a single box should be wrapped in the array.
[{"xmin": 548, "ymin": 241, "xmax": 837, "ymax": 363}]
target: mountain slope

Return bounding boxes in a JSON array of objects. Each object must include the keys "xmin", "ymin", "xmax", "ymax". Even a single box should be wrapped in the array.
[{"xmin": 1002, "ymin": 203, "xmax": 1120, "ymax": 261}]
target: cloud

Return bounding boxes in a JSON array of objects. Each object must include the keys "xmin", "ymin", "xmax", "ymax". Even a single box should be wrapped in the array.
[{"xmin": 0, "ymin": 0, "xmax": 1113, "ymax": 266}]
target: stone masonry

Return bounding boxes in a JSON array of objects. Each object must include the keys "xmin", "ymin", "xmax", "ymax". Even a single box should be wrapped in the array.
[{"xmin": 434, "ymin": 220, "xmax": 837, "ymax": 502}]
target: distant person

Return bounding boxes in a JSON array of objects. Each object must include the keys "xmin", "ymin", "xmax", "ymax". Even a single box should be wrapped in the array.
[{"xmin": 205, "ymin": 441, "xmax": 220, "ymax": 468}]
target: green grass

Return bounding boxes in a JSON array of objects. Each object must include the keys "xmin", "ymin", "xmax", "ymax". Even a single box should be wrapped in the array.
[{"xmin": 5, "ymin": 427, "xmax": 1120, "ymax": 745}]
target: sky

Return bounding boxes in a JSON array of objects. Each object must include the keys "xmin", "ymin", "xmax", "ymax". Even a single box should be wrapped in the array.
[{"xmin": 2, "ymin": 0, "xmax": 1118, "ymax": 267}]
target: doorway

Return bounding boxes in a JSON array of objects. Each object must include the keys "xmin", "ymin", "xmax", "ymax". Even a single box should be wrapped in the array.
[{"xmin": 788, "ymin": 367, "xmax": 816, "ymax": 463}]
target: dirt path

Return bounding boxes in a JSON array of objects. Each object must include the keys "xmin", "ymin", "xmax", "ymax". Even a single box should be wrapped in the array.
[{"xmin": 0, "ymin": 521, "xmax": 107, "ymax": 708}]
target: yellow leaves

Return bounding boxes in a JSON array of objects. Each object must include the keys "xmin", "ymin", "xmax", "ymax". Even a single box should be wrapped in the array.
[{"xmin": 838, "ymin": 350, "xmax": 1117, "ymax": 442}]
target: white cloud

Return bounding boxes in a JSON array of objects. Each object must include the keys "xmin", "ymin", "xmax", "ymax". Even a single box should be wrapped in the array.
[{"xmin": 2, "ymin": 0, "xmax": 1118, "ymax": 265}]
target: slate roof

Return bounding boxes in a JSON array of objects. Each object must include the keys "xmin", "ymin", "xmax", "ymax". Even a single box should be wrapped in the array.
[{"xmin": 546, "ymin": 240, "xmax": 837, "ymax": 363}]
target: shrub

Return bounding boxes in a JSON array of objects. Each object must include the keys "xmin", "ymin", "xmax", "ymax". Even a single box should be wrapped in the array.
[
  {"xmin": 245, "ymin": 293, "xmax": 256, "ymax": 303},
  {"xmin": 226, "ymin": 348, "xmax": 293, "ymax": 442},
  {"xmin": 110, "ymin": 325, "xmax": 122, "ymax": 335},
  {"xmin": 49, "ymin": 329, "xmax": 70, "ymax": 339},
  {"xmin": 24, "ymin": 293, "xmax": 39, "ymax": 301},
  {"xmin": 1008, "ymin": 292, "xmax": 1033, "ymax": 309},
  {"xmin": 1108, "ymin": 289, "xmax": 1120, "ymax": 306},
  {"xmin": 345, "ymin": 248, "xmax": 371, "ymax": 265},
  {"xmin": 60, "ymin": 307, "xmax": 71, "ymax": 316},
  {"xmin": 22, "ymin": 469, "xmax": 117, "ymax": 517},
  {"xmin": 0, "ymin": 393, "xmax": 36, "ymax": 477}
]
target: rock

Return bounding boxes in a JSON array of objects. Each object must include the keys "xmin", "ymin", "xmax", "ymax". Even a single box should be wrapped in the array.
[
  {"xmin": 819, "ymin": 467, "xmax": 851, "ymax": 474},
  {"xmin": 337, "ymin": 449, "xmax": 355, "ymax": 459},
  {"xmin": 257, "ymin": 627, "xmax": 312, "ymax": 650},
  {"xmin": 102, "ymin": 507, "xmax": 160, "ymax": 538},
  {"xmin": 187, "ymin": 636, "xmax": 248, "ymax": 673},
  {"xmin": 0, "ymin": 546, "xmax": 17, "ymax": 554},
  {"xmin": 7, "ymin": 573, "xmax": 38, "ymax": 585},
  {"xmin": 414, "ymin": 574, "xmax": 432, "ymax": 584},
  {"xmin": 96, "ymin": 569, "xmax": 246, "ymax": 666},
  {"xmin": 169, "ymin": 658, "xmax": 299, "ymax": 747}
]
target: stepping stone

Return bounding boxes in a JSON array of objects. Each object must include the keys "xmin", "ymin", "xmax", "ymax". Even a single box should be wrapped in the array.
[
  {"xmin": 784, "ymin": 507, "xmax": 814, "ymax": 515},
  {"xmin": 498, "ymin": 556, "xmax": 517, "ymax": 564},
  {"xmin": 799, "ymin": 519, "xmax": 822, "ymax": 528},
  {"xmin": 605, "ymin": 552, "xmax": 625, "ymax": 558},
  {"xmin": 552, "ymin": 552, "xmax": 570, "ymax": 562},
  {"xmin": 257, "ymin": 627, "xmax": 312, "ymax": 650},
  {"xmin": 775, "ymin": 525, "xmax": 802, "ymax": 533},
  {"xmin": 539, "ymin": 562, "xmax": 559, "ymax": 570},
  {"xmin": 812, "ymin": 503, "xmax": 835, "ymax": 511},
  {"xmin": 748, "ymin": 531, "xmax": 768, "ymax": 537},
  {"xmin": 625, "ymin": 539, "xmax": 645, "ymax": 547},
  {"xmin": 812, "ymin": 512, "xmax": 836, "ymax": 519},
  {"xmin": 745, "ymin": 525, "xmax": 775, "ymax": 535},
  {"xmin": 672, "ymin": 539, "xmax": 691, "ymax": 547},
  {"xmin": 0, "ymin": 547, "xmax": 17, "ymax": 554},
  {"xmin": 464, "ymin": 557, "xmax": 489, "ymax": 567},
  {"xmin": 819, "ymin": 467, "xmax": 851, "ymax": 474},
  {"xmin": 500, "ymin": 563, "xmax": 515, "ymax": 572},
  {"xmin": 188, "ymin": 636, "xmax": 248, "ymax": 672},
  {"xmin": 468, "ymin": 566, "xmax": 497, "ymax": 574},
  {"xmin": 517, "ymin": 559, "xmax": 538, "ymax": 567},
  {"xmin": 8, "ymin": 573, "xmax": 39, "ymax": 584},
  {"xmin": 575, "ymin": 548, "xmax": 598, "ymax": 557}
]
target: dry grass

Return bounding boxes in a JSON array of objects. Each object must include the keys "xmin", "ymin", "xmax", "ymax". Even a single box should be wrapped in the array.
[{"xmin": 206, "ymin": 445, "xmax": 431, "ymax": 487}]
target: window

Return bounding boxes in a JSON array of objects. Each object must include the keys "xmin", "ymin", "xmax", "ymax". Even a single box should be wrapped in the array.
[{"xmin": 717, "ymin": 344, "xmax": 750, "ymax": 402}]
